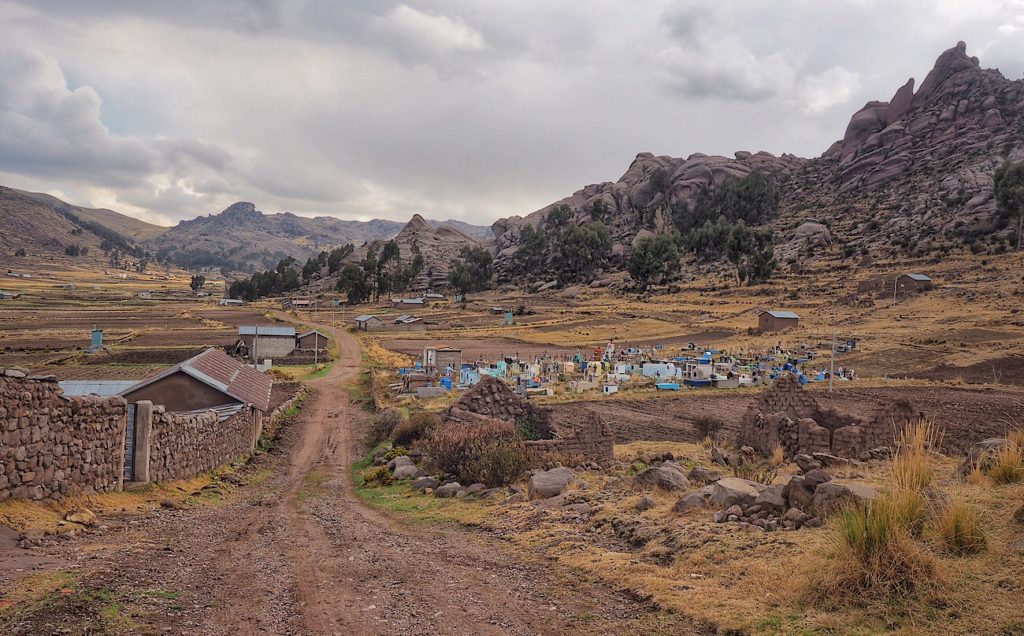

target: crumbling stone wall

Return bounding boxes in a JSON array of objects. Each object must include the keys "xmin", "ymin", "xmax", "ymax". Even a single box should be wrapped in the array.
[
  {"xmin": 0, "ymin": 369, "xmax": 126, "ymax": 501},
  {"xmin": 739, "ymin": 374, "xmax": 924, "ymax": 458},
  {"xmin": 524, "ymin": 414, "xmax": 615, "ymax": 460},
  {"xmin": 148, "ymin": 406, "xmax": 257, "ymax": 482}
]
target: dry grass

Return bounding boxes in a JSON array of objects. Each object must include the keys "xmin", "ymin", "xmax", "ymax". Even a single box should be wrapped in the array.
[
  {"xmin": 892, "ymin": 418, "xmax": 941, "ymax": 492},
  {"xmin": 769, "ymin": 444, "xmax": 785, "ymax": 467},
  {"xmin": 930, "ymin": 499, "xmax": 988, "ymax": 556},
  {"xmin": 987, "ymin": 442, "xmax": 1024, "ymax": 484}
]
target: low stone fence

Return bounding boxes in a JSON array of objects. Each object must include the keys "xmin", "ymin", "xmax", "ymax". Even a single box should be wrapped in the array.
[
  {"xmin": 1, "ymin": 368, "xmax": 276, "ymax": 501},
  {"xmin": 147, "ymin": 406, "xmax": 258, "ymax": 483},
  {"xmin": 0, "ymin": 369, "xmax": 126, "ymax": 501}
]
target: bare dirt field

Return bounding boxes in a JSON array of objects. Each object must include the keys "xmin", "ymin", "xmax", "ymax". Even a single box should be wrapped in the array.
[{"xmin": 551, "ymin": 384, "xmax": 1024, "ymax": 454}]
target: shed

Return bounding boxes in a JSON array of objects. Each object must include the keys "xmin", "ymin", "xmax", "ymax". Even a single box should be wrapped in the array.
[
  {"xmin": 219, "ymin": 298, "xmax": 244, "ymax": 306},
  {"xmin": 238, "ymin": 325, "xmax": 297, "ymax": 360},
  {"xmin": 424, "ymin": 293, "xmax": 445, "ymax": 301},
  {"xmin": 392, "ymin": 298, "xmax": 426, "ymax": 309},
  {"xmin": 120, "ymin": 348, "xmax": 272, "ymax": 414},
  {"xmin": 354, "ymin": 315, "xmax": 384, "ymax": 331},
  {"xmin": 296, "ymin": 329, "xmax": 329, "ymax": 351},
  {"xmin": 758, "ymin": 310, "xmax": 800, "ymax": 332},
  {"xmin": 897, "ymin": 273, "xmax": 933, "ymax": 294}
]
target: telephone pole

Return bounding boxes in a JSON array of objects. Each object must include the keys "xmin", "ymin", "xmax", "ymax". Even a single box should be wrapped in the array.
[{"xmin": 829, "ymin": 330, "xmax": 836, "ymax": 395}]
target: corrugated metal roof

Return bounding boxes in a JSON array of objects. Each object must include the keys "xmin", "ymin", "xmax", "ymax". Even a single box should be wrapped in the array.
[
  {"xmin": 905, "ymin": 273, "xmax": 932, "ymax": 281},
  {"xmin": 238, "ymin": 325, "xmax": 296, "ymax": 337},
  {"xmin": 121, "ymin": 348, "xmax": 272, "ymax": 412},
  {"xmin": 175, "ymin": 403, "xmax": 246, "ymax": 421},
  {"xmin": 396, "ymin": 298, "xmax": 425, "ymax": 304},
  {"xmin": 58, "ymin": 380, "xmax": 137, "ymax": 397},
  {"xmin": 354, "ymin": 315, "xmax": 377, "ymax": 322},
  {"xmin": 298, "ymin": 329, "xmax": 329, "ymax": 339},
  {"xmin": 764, "ymin": 310, "xmax": 800, "ymax": 319}
]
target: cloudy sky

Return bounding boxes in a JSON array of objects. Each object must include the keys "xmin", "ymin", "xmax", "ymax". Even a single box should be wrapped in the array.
[{"xmin": 1, "ymin": 0, "xmax": 1022, "ymax": 227}]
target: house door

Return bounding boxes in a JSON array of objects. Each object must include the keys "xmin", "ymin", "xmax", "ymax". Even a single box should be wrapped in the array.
[{"xmin": 124, "ymin": 404, "xmax": 136, "ymax": 481}]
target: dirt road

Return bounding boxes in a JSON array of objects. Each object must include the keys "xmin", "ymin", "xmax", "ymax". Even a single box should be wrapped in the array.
[{"xmin": 2, "ymin": 321, "xmax": 698, "ymax": 635}]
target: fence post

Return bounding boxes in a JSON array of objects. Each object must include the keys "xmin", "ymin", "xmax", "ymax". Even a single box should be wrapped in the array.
[{"xmin": 134, "ymin": 401, "xmax": 153, "ymax": 483}]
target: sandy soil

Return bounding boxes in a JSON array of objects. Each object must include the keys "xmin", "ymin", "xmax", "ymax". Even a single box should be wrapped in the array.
[{"xmin": 0, "ymin": 321, "xmax": 700, "ymax": 635}]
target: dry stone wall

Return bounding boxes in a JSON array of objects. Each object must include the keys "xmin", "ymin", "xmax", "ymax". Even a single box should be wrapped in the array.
[
  {"xmin": 0, "ymin": 369, "xmax": 126, "ymax": 501},
  {"xmin": 739, "ymin": 374, "xmax": 924, "ymax": 458},
  {"xmin": 524, "ymin": 414, "xmax": 615, "ymax": 460},
  {"xmin": 148, "ymin": 406, "xmax": 257, "ymax": 483}
]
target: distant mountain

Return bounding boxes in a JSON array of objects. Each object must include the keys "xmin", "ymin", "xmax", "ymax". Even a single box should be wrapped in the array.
[
  {"xmin": 492, "ymin": 41, "xmax": 1024, "ymax": 279},
  {"xmin": 0, "ymin": 186, "xmax": 146, "ymax": 263},
  {"xmin": 431, "ymin": 219, "xmax": 494, "ymax": 241}
]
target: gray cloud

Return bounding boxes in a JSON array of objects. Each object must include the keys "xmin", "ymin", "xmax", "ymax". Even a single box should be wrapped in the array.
[{"xmin": 0, "ymin": 0, "xmax": 1022, "ymax": 228}]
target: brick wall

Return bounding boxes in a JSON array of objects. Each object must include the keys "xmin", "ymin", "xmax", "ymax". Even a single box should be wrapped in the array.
[{"xmin": 0, "ymin": 369, "xmax": 126, "ymax": 501}]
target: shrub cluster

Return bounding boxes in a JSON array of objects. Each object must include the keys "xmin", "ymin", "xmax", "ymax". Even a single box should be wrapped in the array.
[
  {"xmin": 391, "ymin": 412, "xmax": 440, "ymax": 447},
  {"xmin": 417, "ymin": 419, "xmax": 534, "ymax": 488}
]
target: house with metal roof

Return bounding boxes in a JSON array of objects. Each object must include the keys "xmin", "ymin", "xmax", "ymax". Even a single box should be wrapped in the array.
[
  {"xmin": 758, "ymin": 310, "xmax": 801, "ymax": 333},
  {"xmin": 392, "ymin": 298, "xmax": 426, "ymax": 309},
  {"xmin": 58, "ymin": 380, "xmax": 138, "ymax": 397},
  {"xmin": 120, "ymin": 348, "xmax": 273, "ymax": 414},
  {"xmin": 238, "ymin": 325, "xmax": 297, "ymax": 360},
  {"xmin": 354, "ymin": 315, "xmax": 385, "ymax": 331},
  {"xmin": 897, "ymin": 273, "xmax": 934, "ymax": 294},
  {"xmin": 296, "ymin": 329, "xmax": 329, "ymax": 351}
]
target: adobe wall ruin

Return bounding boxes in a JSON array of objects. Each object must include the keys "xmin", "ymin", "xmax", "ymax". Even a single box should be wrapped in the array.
[
  {"xmin": 0, "ymin": 369, "xmax": 126, "ymax": 501},
  {"xmin": 738, "ymin": 374, "xmax": 924, "ymax": 458}
]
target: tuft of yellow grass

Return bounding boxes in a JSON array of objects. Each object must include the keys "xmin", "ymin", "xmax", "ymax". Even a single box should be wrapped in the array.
[
  {"xmin": 930, "ymin": 499, "xmax": 988, "ymax": 556},
  {"xmin": 770, "ymin": 444, "xmax": 785, "ymax": 467},
  {"xmin": 987, "ymin": 442, "xmax": 1024, "ymax": 484},
  {"xmin": 892, "ymin": 419, "xmax": 941, "ymax": 492}
]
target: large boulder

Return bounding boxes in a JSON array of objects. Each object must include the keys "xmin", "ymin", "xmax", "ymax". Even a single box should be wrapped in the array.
[
  {"xmin": 634, "ymin": 465, "xmax": 691, "ymax": 492},
  {"xmin": 393, "ymin": 464, "xmax": 419, "ymax": 480},
  {"xmin": 811, "ymin": 482, "xmax": 880, "ymax": 518},
  {"xmin": 387, "ymin": 455, "xmax": 414, "ymax": 472},
  {"xmin": 754, "ymin": 484, "xmax": 787, "ymax": 513},
  {"xmin": 528, "ymin": 467, "xmax": 577, "ymax": 499},
  {"xmin": 412, "ymin": 476, "xmax": 439, "ymax": 492},
  {"xmin": 709, "ymin": 478, "xmax": 765, "ymax": 509},
  {"xmin": 435, "ymin": 482, "xmax": 464, "ymax": 498},
  {"xmin": 782, "ymin": 476, "xmax": 816, "ymax": 512},
  {"xmin": 673, "ymin": 485, "xmax": 715, "ymax": 513},
  {"xmin": 958, "ymin": 438, "xmax": 1009, "ymax": 477},
  {"xmin": 687, "ymin": 466, "xmax": 723, "ymax": 485}
]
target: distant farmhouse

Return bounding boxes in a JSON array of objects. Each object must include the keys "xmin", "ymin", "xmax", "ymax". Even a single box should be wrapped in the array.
[
  {"xmin": 897, "ymin": 273, "xmax": 933, "ymax": 294},
  {"xmin": 758, "ymin": 310, "xmax": 800, "ymax": 333},
  {"xmin": 355, "ymin": 315, "xmax": 385, "ymax": 331},
  {"xmin": 238, "ymin": 325, "xmax": 298, "ymax": 360},
  {"xmin": 393, "ymin": 298, "xmax": 426, "ymax": 309},
  {"xmin": 857, "ymin": 273, "xmax": 934, "ymax": 298}
]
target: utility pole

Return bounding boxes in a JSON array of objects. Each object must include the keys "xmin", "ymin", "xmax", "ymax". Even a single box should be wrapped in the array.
[
  {"xmin": 893, "ymin": 277, "xmax": 898, "ymax": 306},
  {"xmin": 829, "ymin": 329, "xmax": 836, "ymax": 395},
  {"xmin": 314, "ymin": 330, "xmax": 319, "ymax": 367}
]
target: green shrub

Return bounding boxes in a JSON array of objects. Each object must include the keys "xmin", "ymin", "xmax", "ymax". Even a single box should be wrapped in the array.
[
  {"xmin": 417, "ymin": 419, "xmax": 534, "ymax": 487},
  {"xmin": 391, "ymin": 412, "xmax": 440, "ymax": 447},
  {"xmin": 383, "ymin": 446, "xmax": 409, "ymax": 461},
  {"xmin": 363, "ymin": 466, "xmax": 393, "ymax": 487}
]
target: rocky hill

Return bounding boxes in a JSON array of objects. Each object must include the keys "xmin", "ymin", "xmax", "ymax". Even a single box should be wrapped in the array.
[
  {"xmin": 492, "ymin": 42, "xmax": 1024, "ymax": 276},
  {"xmin": 307, "ymin": 213, "xmax": 482, "ymax": 292},
  {"xmin": 0, "ymin": 186, "xmax": 146, "ymax": 264}
]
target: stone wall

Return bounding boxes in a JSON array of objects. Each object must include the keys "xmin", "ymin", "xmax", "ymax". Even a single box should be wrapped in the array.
[
  {"xmin": 524, "ymin": 413, "xmax": 615, "ymax": 460},
  {"xmin": 148, "ymin": 406, "xmax": 257, "ymax": 483},
  {"xmin": 738, "ymin": 374, "xmax": 924, "ymax": 458},
  {"xmin": 0, "ymin": 369, "xmax": 126, "ymax": 501}
]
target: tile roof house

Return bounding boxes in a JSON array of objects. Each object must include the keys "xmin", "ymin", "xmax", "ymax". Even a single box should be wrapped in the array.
[{"xmin": 120, "ymin": 348, "xmax": 272, "ymax": 413}]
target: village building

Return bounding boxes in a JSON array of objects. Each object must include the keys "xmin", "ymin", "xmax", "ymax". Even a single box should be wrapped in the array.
[
  {"xmin": 758, "ymin": 310, "xmax": 801, "ymax": 332},
  {"xmin": 424, "ymin": 292, "xmax": 445, "ymax": 301},
  {"xmin": 238, "ymin": 325, "xmax": 297, "ymax": 360},
  {"xmin": 120, "ymin": 348, "xmax": 272, "ymax": 416},
  {"xmin": 354, "ymin": 314, "xmax": 384, "ymax": 331},
  {"xmin": 296, "ymin": 329, "xmax": 329, "ymax": 352},
  {"xmin": 287, "ymin": 298, "xmax": 318, "ymax": 310},
  {"xmin": 897, "ymin": 273, "xmax": 933, "ymax": 294},
  {"xmin": 423, "ymin": 346, "xmax": 462, "ymax": 374},
  {"xmin": 219, "ymin": 298, "xmax": 244, "ymax": 306},
  {"xmin": 393, "ymin": 298, "xmax": 426, "ymax": 309},
  {"xmin": 0, "ymin": 290, "xmax": 20, "ymax": 300},
  {"xmin": 393, "ymin": 314, "xmax": 426, "ymax": 331}
]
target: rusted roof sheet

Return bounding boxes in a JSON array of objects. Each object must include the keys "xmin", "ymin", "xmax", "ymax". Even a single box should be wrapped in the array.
[{"xmin": 121, "ymin": 348, "xmax": 272, "ymax": 412}]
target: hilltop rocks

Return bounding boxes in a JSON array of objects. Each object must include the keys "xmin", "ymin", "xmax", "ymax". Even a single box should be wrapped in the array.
[
  {"xmin": 812, "ymin": 482, "xmax": 880, "ymax": 518},
  {"xmin": 709, "ymin": 478, "xmax": 765, "ymax": 509}
]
